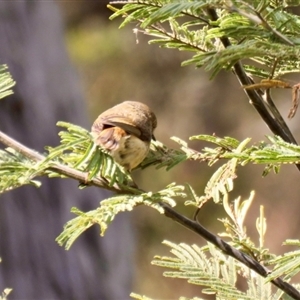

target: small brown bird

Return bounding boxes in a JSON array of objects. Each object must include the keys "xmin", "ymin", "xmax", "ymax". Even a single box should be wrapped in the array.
[{"xmin": 91, "ymin": 101, "xmax": 157, "ymax": 171}]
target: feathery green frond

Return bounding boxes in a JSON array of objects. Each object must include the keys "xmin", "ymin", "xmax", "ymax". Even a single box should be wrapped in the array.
[
  {"xmin": 2, "ymin": 119, "xmax": 300, "ymax": 298},
  {"xmin": 219, "ymin": 192, "xmax": 273, "ymax": 262},
  {"xmin": 0, "ymin": 288, "xmax": 12, "ymax": 300},
  {"xmin": 1, "ymin": 1, "xmax": 300, "ymax": 298},
  {"xmin": 204, "ymin": 160, "xmax": 236, "ymax": 204},
  {"xmin": 0, "ymin": 147, "xmax": 41, "ymax": 194},
  {"xmin": 152, "ymin": 241, "xmax": 278, "ymax": 299},
  {"xmin": 267, "ymin": 240, "xmax": 300, "ymax": 282},
  {"xmin": 179, "ymin": 297, "xmax": 204, "ymax": 300},
  {"xmin": 109, "ymin": 0, "xmax": 300, "ymax": 80},
  {"xmin": 0, "ymin": 65, "xmax": 15, "ymax": 100},
  {"xmin": 140, "ymin": 139, "xmax": 187, "ymax": 170},
  {"xmin": 2, "ymin": 125, "xmax": 300, "ymax": 198},
  {"xmin": 45, "ymin": 121, "xmax": 135, "ymax": 186},
  {"xmin": 176, "ymin": 134, "xmax": 300, "ymax": 171},
  {"xmin": 130, "ymin": 293, "xmax": 154, "ymax": 300},
  {"xmin": 56, "ymin": 183, "xmax": 185, "ymax": 249}
]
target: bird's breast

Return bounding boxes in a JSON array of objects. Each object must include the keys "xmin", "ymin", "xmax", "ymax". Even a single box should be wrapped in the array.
[{"xmin": 111, "ymin": 135, "xmax": 150, "ymax": 171}]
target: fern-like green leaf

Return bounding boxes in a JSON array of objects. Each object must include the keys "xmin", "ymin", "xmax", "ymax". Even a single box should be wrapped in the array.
[
  {"xmin": 0, "ymin": 148, "xmax": 41, "ymax": 194},
  {"xmin": 130, "ymin": 293, "xmax": 154, "ymax": 300},
  {"xmin": 267, "ymin": 240, "xmax": 300, "ymax": 281},
  {"xmin": 0, "ymin": 65, "xmax": 15, "ymax": 100},
  {"xmin": 109, "ymin": 0, "xmax": 300, "ymax": 80},
  {"xmin": 152, "ymin": 241, "xmax": 279, "ymax": 299},
  {"xmin": 56, "ymin": 183, "xmax": 185, "ymax": 249},
  {"xmin": 44, "ymin": 122, "xmax": 134, "ymax": 186},
  {"xmin": 0, "ymin": 288, "xmax": 12, "ymax": 300}
]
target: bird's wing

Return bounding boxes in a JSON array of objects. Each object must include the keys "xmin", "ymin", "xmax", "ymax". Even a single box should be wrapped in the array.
[{"xmin": 100, "ymin": 115, "xmax": 142, "ymax": 137}]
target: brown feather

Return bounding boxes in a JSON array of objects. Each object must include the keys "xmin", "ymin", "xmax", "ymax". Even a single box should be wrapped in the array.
[
  {"xmin": 95, "ymin": 127, "xmax": 127, "ymax": 151},
  {"xmin": 91, "ymin": 101, "xmax": 157, "ymax": 170}
]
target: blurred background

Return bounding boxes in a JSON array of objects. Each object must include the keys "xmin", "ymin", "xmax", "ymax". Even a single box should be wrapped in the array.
[{"xmin": 1, "ymin": 2, "xmax": 300, "ymax": 299}]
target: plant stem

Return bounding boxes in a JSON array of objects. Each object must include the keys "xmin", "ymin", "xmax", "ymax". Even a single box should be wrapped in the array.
[{"xmin": 1, "ymin": 129, "xmax": 299, "ymax": 299}]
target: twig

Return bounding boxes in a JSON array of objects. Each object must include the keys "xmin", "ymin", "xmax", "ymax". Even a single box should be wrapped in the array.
[
  {"xmin": 1, "ymin": 129, "xmax": 299, "ymax": 299},
  {"xmin": 202, "ymin": 7, "xmax": 300, "ymax": 299},
  {"xmin": 228, "ymin": 3, "xmax": 294, "ymax": 46},
  {"xmin": 161, "ymin": 203, "xmax": 300, "ymax": 300},
  {"xmin": 205, "ymin": 8, "xmax": 300, "ymax": 170},
  {"xmin": 0, "ymin": 130, "xmax": 137, "ymax": 194}
]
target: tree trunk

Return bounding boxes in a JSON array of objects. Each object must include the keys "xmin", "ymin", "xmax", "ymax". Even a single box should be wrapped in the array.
[{"xmin": 0, "ymin": 2, "xmax": 134, "ymax": 299}]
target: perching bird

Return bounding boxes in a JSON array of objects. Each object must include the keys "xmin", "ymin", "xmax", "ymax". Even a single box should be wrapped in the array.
[{"xmin": 91, "ymin": 101, "xmax": 157, "ymax": 171}]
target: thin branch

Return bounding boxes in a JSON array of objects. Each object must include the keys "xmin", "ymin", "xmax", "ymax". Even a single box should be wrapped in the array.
[
  {"xmin": 0, "ymin": 130, "xmax": 139, "ymax": 194},
  {"xmin": 228, "ymin": 3, "xmax": 294, "ymax": 46},
  {"xmin": 205, "ymin": 8, "xmax": 300, "ymax": 172},
  {"xmin": 110, "ymin": 1, "xmax": 210, "ymax": 25},
  {"xmin": 1, "ymin": 129, "xmax": 299, "ymax": 299},
  {"xmin": 161, "ymin": 202, "xmax": 300, "ymax": 300},
  {"xmin": 0, "ymin": 131, "xmax": 45, "ymax": 161},
  {"xmin": 264, "ymin": 89, "xmax": 288, "ymax": 131}
]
